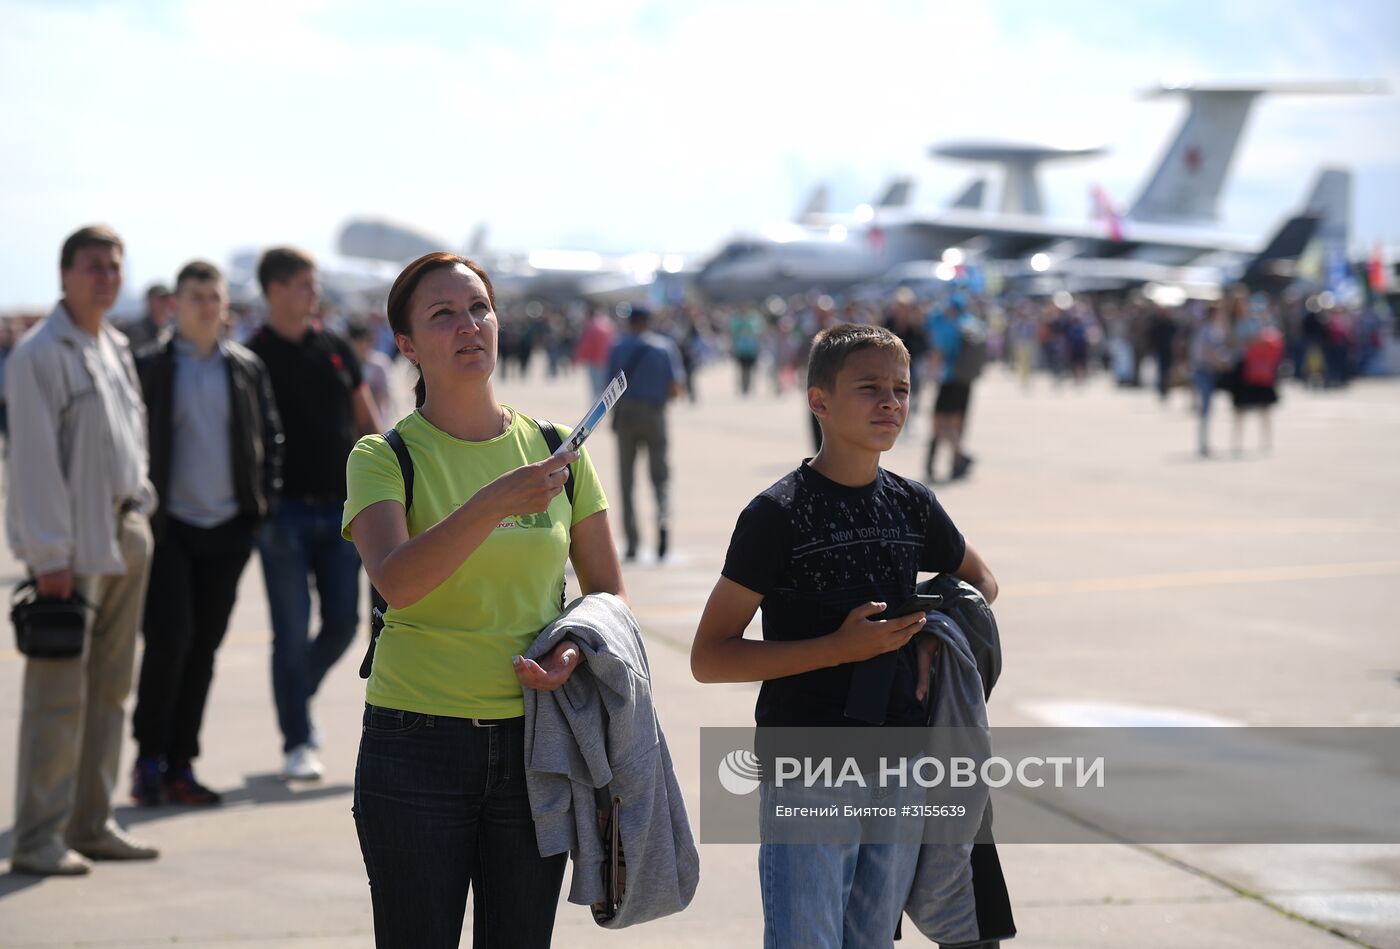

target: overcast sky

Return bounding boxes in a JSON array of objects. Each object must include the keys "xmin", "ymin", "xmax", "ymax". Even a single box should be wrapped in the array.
[{"xmin": 2, "ymin": 0, "xmax": 1398, "ymax": 309}]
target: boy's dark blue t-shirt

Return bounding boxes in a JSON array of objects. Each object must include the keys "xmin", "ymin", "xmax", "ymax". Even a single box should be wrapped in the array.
[{"xmin": 721, "ymin": 461, "xmax": 966, "ymax": 726}]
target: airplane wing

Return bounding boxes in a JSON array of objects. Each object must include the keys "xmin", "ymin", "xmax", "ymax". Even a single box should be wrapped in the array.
[
  {"xmin": 997, "ymin": 213, "xmax": 1320, "ymax": 297},
  {"xmin": 882, "ymin": 207, "xmax": 1257, "ymax": 263}
]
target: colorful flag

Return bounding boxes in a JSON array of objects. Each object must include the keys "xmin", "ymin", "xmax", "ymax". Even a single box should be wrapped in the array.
[{"xmin": 1369, "ymin": 242, "xmax": 1390, "ymax": 293}]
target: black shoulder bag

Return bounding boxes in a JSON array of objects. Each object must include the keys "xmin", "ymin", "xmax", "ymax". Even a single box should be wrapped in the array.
[
  {"xmin": 358, "ymin": 419, "xmax": 576, "ymax": 679},
  {"xmin": 11, "ymin": 579, "xmax": 93, "ymax": 659}
]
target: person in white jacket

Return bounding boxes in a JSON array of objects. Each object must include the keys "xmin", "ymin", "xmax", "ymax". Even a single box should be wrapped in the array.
[{"xmin": 5, "ymin": 225, "xmax": 159, "ymax": 876}]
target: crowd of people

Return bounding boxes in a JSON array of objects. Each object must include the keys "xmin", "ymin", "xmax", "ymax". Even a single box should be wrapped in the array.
[
  {"xmin": 4, "ymin": 232, "xmax": 384, "ymax": 877},
  {"xmin": 11, "ymin": 268, "xmax": 1382, "ymax": 470},
  {"xmin": 478, "ymin": 280, "xmax": 1390, "ymax": 466}
]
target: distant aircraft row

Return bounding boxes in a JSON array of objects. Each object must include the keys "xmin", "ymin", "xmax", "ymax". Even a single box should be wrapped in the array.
[{"xmin": 230, "ymin": 81, "xmax": 1383, "ymax": 308}]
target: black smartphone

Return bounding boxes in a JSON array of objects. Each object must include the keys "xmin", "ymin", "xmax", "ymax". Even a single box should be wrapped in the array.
[
  {"xmin": 845, "ymin": 593, "xmax": 943, "ymax": 724},
  {"xmin": 873, "ymin": 593, "xmax": 942, "ymax": 621}
]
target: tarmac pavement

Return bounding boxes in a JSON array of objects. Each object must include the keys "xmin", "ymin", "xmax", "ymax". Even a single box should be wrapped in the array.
[{"xmin": 1, "ymin": 361, "xmax": 1397, "ymax": 947}]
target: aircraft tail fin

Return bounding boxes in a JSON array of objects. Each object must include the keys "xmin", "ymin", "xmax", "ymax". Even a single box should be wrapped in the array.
[
  {"xmin": 795, "ymin": 184, "xmax": 829, "ymax": 222},
  {"xmin": 1302, "ymin": 167, "xmax": 1351, "ymax": 251},
  {"xmin": 1240, "ymin": 169, "xmax": 1351, "ymax": 288},
  {"xmin": 874, "ymin": 177, "xmax": 914, "ymax": 208},
  {"xmin": 1297, "ymin": 167, "xmax": 1354, "ymax": 291},
  {"xmin": 1240, "ymin": 214, "xmax": 1321, "ymax": 289},
  {"xmin": 948, "ymin": 179, "xmax": 986, "ymax": 210},
  {"xmin": 1126, "ymin": 82, "xmax": 1378, "ymax": 226},
  {"xmin": 467, "ymin": 224, "xmax": 489, "ymax": 257}
]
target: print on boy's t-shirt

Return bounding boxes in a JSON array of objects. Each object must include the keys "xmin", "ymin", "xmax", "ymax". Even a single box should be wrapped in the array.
[{"xmin": 722, "ymin": 461, "xmax": 965, "ymax": 727}]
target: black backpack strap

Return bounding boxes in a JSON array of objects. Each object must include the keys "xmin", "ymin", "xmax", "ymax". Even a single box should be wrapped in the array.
[
  {"xmin": 533, "ymin": 418, "xmax": 575, "ymax": 506},
  {"xmin": 533, "ymin": 417, "xmax": 577, "ymax": 612},
  {"xmin": 619, "ymin": 341, "xmax": 651, "ymax": 383},
  {"xmin": 383, "ymin": 428, "xmax": 413, "ymax": 510},
  {"xmin": 360, "ymin": 428, "xmax": 414, "ymax": 680}
]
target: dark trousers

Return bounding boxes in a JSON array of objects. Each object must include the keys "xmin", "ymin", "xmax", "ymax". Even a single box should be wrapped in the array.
[
  {"xmin": 1155, "ymin": 347, "xmax": 1174, "ymax": 400},
  {"xmin": 614, "ymin": 399, "xmax": 670, "ymax": 551},
  {"xmin": 354, "ymin": 708, "xmax": 566, "ymax": 949},
  {"xmin": 737, "ymin": 356, "xmax": 758, "ymax": 395},
  {"xmin": 133, "ymin": 514, "xmax": 253, "ymax": 768}
]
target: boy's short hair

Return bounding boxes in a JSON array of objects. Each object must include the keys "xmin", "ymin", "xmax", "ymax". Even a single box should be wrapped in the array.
[
  {"xmin": 807, "ymin": 322, "xmax": 909, "ymax": 391},
  {"xmin": 60, "ymin": 225, "xmax": 124, "ymax": 271},
  {"xmin": 256, "ymin": 246, "xmax": 316, "ymax": 294},
  {"xmin": 175, "ymin": 259, "xmax": 223, "ymax": 291}
]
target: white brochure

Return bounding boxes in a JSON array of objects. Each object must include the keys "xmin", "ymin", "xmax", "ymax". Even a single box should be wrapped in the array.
[{"xmin": 553, "ymin": 371, "xmax": 629, "ymax": 457}]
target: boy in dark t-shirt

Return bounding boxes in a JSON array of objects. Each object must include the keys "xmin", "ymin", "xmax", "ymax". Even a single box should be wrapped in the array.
[{"xmin": 691, "ymin": 322, "xmax": 998, "ymax": 947}]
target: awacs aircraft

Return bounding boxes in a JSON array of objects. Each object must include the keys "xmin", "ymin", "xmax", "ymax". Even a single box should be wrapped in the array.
[{"xmin": 694, "ymin": 82, "xmax": 1382, "ymax": 301}]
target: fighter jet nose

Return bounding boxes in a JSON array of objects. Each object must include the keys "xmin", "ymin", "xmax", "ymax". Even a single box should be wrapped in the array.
[{"xmin": 694, "ymin": 263, "xmax": 740, "ymax": 303}]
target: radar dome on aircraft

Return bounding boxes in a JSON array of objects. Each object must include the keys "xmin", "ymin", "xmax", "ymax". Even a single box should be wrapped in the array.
[
  {"xmin": 338, "ymin": 218, "xmax": 450, "ymax": 263},
  {"xmin": 931, "ymin": 141, "xmax": 1108, "ymax": 216}
]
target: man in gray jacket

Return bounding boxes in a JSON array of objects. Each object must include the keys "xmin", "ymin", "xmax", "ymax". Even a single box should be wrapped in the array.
[{"xmin": 5, "ymin": 225, "xmax": 159, "ymax": 876}]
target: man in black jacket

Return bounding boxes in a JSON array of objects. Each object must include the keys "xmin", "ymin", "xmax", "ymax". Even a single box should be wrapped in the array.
[{"xmin": 130, "ymin": 260, "xmax": 283, "ymax": 805}]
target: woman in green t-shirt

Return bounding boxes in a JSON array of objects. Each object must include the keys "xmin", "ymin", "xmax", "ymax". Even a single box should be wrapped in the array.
[{"xmin": 343, "ymin": 252, "xmax": 625, "ymax": 949}]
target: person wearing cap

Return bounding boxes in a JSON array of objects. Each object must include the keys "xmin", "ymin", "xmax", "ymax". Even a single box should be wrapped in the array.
[{"xmin": 606, "ymin": 305, "xmax": 686, "ymax": 562}]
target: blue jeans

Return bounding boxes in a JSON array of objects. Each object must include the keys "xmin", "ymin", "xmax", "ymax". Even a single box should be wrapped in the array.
[
  {"xmin": 759, "ymin": 781, "xmax": 922, "ymax": 949},
  {"xmin": 257, "ymin": 500, "xmax": 361, "ymax": 752},
  {"xmin": 354, "ymin": 707, "xmax": 567, "ymax": 949},
  {"xmin": 586, "ymin": 362, "xmax": 609, "ymax": 398}
]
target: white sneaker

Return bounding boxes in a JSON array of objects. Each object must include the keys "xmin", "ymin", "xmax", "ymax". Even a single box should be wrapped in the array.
[
  {"xmin": 308, "ymin": 719, "xmax": 325, "ymax": 751},
  {"xmin": 282, "ymin": 744, "xmax": 324, "ymax": 781}
]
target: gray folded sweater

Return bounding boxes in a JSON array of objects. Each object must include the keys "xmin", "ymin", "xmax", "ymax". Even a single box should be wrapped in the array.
[{"xmin": 522, "ymin": 592, "xmax": 700, "ymax": 929}]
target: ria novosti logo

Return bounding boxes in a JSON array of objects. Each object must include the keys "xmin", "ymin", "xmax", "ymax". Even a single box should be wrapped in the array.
[
  {"xmin": 717, "ymin": 750, "xmax": 1107, "ymax": 794},
  {"xmin": 718, "ymin": 749, "xmax": 763, "ymax": 795}
]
